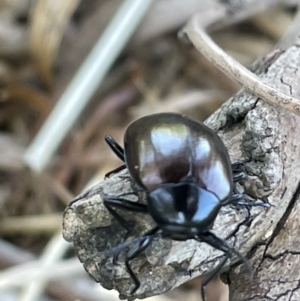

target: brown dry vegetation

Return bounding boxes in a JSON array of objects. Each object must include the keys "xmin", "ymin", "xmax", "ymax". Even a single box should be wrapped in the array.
[{"xmin": 0, "ymin": 1, "xmax": 298, "ymax": 301}]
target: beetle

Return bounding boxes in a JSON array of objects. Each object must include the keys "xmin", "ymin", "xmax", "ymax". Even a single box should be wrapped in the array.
[{"xmin": 103, "ymin": 112, "xmax": 266, "ymax": 300}]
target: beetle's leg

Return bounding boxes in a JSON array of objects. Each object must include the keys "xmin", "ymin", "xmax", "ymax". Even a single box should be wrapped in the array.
[
  {"xmin": 105, "ymin": 164, "xmax": 126, "ymax": 178},
  {"xmin": 224, "ymin": 193, "xmax": 269, "ymax": 208},
  {"xmin": 231, "ymin": 160, "xmax": 246, "ymax": 183},
  {"xmin": 107, "ymin": 227, "xmax": 159, "ymax": 263},
  {"xmin": 107, "ymin": 228, "xmax": 159, "ymax": 294},
  {"xmin": 231, "ymin": 160, "xmax": 244, "ymax": 171},
  {"xmin": 195, "ymin": 231, "xmax": 251, "ymax": 301},
  {"xmin": 105, "ymin": 135, "xmax": 125, "ymax": 162},
  {"xmin": 231, "ymin": 161, "xmax": 246, "ymax": 182},
  {"xmin": 201, "ymin": 231, "xmax": 252, "ymax": 273},
  {"xmin": 104, "ymin": 197, "xmax": 148, "ymax": 213},
  {"xmin": 126, "ymin": 235, "xmax": 154, "ymax": 294},
  {"xmin": 235, "ymin": 200, "xmax": 269, "ymax": 207},
  {"xmin": 232, "ymin": 171, "xmax": 246, "ymax": 182},
  {"xmin": 103, "ymin": 197, "xmax": 148, "ymax": 245},
  {"xmin": 126, "ymin": 228, "xmax": 159, "ymax": 294}
]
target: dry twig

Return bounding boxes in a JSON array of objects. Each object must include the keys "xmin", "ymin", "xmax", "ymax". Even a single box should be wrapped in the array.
[{"xmin": 183, "ymin": 14, "xmax": 300, "ymax": 115}]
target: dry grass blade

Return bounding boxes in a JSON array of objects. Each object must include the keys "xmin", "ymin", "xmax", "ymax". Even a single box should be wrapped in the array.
[
  {"xmin": 0, "ymin": 133, "xmax": 25, "ymax": 171},
  {"xmin": 24, "ymin": 0, "xmax": 154, "ymax": 172},
  {"xmin": 1, "ymin": 82, "xmax": 52, "ymax": 116},
  {"xmin": 0, "ymin": 258, "xmax": 82, "ymax": 289},
  {"xmin": 17, "ymin": 232, "xmax": 70, "ymax": 301},
  {"xmin": 0, "ymin": 213, "xmax": 62, "ymax": 235},
  {"xmin": 253, "ymin": 8, "xmax": 293, "ymax": 40},
  {"xmin": 16, "ymin": 168, "xmax": 111, "ymax": 301},
  {"xmin": 131, "ymin": 90, "xmax": 226, "ymax": 119},
  {"xmin": 276, "ymin": 7, "xmax": 300, "ymax": 50},
  {"xmin": 29, "ymin": 0, "xmax": 80, "ymax": 87},
  {"xmin": 0, "ymin": 240, "xmax": 109, "ymax": 301}
]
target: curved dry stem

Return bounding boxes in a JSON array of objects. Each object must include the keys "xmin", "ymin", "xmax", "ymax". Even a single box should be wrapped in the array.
[{"xmin": 183, "ymin": 14, "xmax": 300, "ymax": 115}]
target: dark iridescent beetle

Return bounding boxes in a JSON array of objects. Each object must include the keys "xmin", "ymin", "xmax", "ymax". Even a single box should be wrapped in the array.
[{"xmin": 104, "ymin": 112, "xmax": 265, "ymax": 300}]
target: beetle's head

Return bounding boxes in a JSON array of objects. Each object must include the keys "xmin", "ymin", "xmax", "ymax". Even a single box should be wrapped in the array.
[{"xmin": 147, "ymin": 182, "xmax": 222, "ymax": 236}]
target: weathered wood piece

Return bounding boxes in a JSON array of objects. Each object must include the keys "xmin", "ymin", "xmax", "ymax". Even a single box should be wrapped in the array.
[{"xmin": 63, "ymin": 43, "xmax": 300, "ymax": 300}]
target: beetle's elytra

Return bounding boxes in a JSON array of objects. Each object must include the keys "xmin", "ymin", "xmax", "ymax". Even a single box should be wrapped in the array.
[{"xmin": 103, "ymin": 112, "xmax": 266, "ymax": 300}]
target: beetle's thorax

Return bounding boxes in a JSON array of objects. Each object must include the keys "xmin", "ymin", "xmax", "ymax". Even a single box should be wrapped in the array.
[{"xmin": 146, "ymin": 182, "xmax": 222, "ymax": 238}]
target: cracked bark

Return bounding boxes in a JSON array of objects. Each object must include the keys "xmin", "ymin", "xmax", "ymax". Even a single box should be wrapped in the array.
[{"xmin": 63, "ymin": 44, "xmax": 300, "ymax": 300}]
